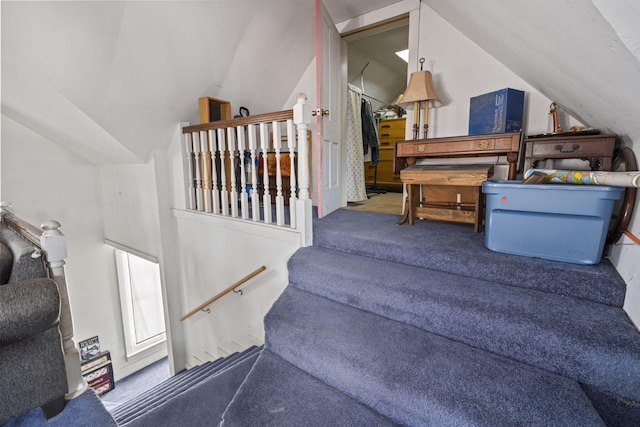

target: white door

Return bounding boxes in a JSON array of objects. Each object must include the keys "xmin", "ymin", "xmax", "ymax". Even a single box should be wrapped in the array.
[{"xmin": 315, "ymin": 0, "xmax": 342, "ymax": 218}]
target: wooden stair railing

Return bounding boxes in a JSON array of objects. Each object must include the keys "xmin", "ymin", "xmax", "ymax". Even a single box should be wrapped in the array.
[
  {"xmin": 181, "ymin": 93, "xmax": 312, "ymax": 247},
  {"xmin": 180, "ymin": 265, "xmax": 267, "ymax": 321}
]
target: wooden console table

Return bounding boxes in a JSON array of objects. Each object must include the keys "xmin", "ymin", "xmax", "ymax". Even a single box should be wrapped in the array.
[
  {"xmin": 523, "ymin": 133, "xmax": 617, "ymax": 171},
  {"xmin": 394, "ymin": 132, "xmax": 522, "ymax": 180}
]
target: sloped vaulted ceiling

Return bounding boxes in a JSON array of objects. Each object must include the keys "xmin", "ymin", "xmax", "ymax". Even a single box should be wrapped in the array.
[
  {"xmin": 422, "ymin": 0, "xmax": 640, "ymax": 146},
  {"xmin": 3, "ymin": 0, "xmax": 639, "ymax": 164},
  {"xmin": 1, "ymin": 0, "xmax": 315, "ymax": 164}
]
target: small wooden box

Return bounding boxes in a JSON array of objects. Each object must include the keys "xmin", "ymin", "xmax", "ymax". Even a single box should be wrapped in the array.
[{"xmin": 199, "ymin": 97, "xmax": 231, "ymax": 124}]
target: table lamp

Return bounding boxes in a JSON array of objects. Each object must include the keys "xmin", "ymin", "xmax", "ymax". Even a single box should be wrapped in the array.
[{"xmin": 398, "ymin": 58, "xmax": 441, "ymax": 139}]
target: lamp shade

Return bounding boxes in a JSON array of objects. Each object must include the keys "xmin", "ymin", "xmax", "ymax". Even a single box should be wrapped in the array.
[{"xmin": 397, "ymin": 70, "xmax": 441, "ymax": 108}]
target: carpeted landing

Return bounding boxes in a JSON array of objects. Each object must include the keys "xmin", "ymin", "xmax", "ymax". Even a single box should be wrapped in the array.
[
  {"xmin": 8, "ymin": 208, "xmax": 640, "ymax": 426},
  {"xmin": 220, "ymin": 209, "xmax": 640, "ymax": 426}
]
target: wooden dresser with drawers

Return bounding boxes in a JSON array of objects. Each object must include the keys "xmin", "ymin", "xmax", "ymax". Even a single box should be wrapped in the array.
[{"xmin": 365, "ymin": 117, "xmax": 406, "ymax": 189}]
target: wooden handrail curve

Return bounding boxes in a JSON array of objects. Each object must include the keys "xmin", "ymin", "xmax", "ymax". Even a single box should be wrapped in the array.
[
  {"xmin": 180, "ymin": 265, "xmax": 266, "ymax": 321},
  {"xmin": 182, "ymin": 110, "xmax": 293, "ymax": 134}
]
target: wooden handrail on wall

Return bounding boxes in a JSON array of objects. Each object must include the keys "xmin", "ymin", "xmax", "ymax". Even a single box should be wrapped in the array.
[{"xmin": 180, "ymin": 265, "xmax": 267, "ymax": 321}]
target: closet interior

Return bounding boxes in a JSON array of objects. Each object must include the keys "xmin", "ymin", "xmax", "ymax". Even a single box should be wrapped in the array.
[{"xmin": 344, "ymin": 20, "xmax": 409, "ymax": 202}]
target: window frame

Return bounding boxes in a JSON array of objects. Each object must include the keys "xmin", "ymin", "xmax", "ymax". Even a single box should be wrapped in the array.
[{"xmin": 113, "ymin": 247, "xmax": 167, "ymax": 360}]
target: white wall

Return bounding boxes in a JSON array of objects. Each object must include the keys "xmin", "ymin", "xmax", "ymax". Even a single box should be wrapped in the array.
[
  {"xmin": 98, "ymin": 163, "xmax": 162, "ymax": 257},
  {"xmin": 419, "ymin": 4, "xmax": 583, "ymax": 139},
  {"xmin": 173, "ymin": 212, "xmax": 300, "ymax": 364},
  {"xmin": 0, "ymin": 115, "xmax": 152, "ymax": 381},
  {"xmin": 609, "ymin": 211, "xmax": 640, "ymax": 327}
]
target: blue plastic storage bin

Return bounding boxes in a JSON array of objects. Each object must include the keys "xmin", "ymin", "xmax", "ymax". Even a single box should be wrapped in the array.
[{"xmin": 482, "ymin": 181, "xmax": 624, "ymax": 264}]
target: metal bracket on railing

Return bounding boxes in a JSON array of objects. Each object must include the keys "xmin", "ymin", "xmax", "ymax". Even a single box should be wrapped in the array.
[
  {"xmin": 201, "ymin": 308, "xmax": 211, "ymax": 314},
  {"xmin": 233, "ymin": 288, "xmax": 243, "ymax": 296}
]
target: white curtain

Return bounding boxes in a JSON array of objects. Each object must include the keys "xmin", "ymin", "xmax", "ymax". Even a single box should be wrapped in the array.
[{"xmin": 345, "ymin": 84, "xmax": 368, "ymax": 202}]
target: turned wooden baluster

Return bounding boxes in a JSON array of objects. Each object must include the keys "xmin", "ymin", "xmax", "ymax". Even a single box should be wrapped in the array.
[
  {"xmin": 286, "ymin": 118, "xmax": 297, "ymax": 228},
  {"xmin": 208, "ymin": 129, "xmax": 220, "ymax": 215},
  {"xmin": 184, "ymin": 132, "xmax": 197, "ymax": 210},
  {"xmin": 272, "ymin": 121, "xmax": 285, "ymax": 226},
  {"xmin": 217, "ymin": 129, "xmax": 229, "ymax": 216},
  {"xmin": 192, "ymin": 131, "xmax": 204, "ymax": 211},
  {"xmin": 200, "ymin": 130, "xmax": 212, "ymax": 213},
  {"xmin": 227, "ymin": 127, "xmax": 239, "ymax": 218},
  {"xmin": 247, "ymin": 124, "xmax": 260, "ymax": 221},
  {"xmin": 237, "ymin": 126, "xmax": 250, "ymax": 220},
  {"xmin": 260, "ymin": 122, "xmax": 272, "ymax": 224}
]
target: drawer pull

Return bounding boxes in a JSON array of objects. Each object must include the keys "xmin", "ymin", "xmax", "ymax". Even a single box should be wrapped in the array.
[
  {"xmin": 381, "ymin": 142, "xmax": 391, "ymax": 146},
  {"xmin": 479, "ymin": 140, "xmax": 490, "ymax": 149},
  {"xmin": 380, "ymin": 133, "xmax": 391, "ymax": 137},
  {"xmin": 555, "ymin": 144, "xmax": 580, "ymax": 153}
]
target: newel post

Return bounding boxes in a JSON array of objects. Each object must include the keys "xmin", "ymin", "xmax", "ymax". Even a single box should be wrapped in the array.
[
  {"xmin": 293, "ymin": 93, "xmax": 313, "ymax": 246},
  {"xmin": 40, "ymin": 221, "xmax": 86, "ymax": 398}
]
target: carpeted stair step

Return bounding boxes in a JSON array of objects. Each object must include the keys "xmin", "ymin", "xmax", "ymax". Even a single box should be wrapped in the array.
[
  {"xmin": 109, "ymin": 352, "xmax": 234, "ymax": 418},
  {"xmin": 110, "ymin": 349, "xmax": 246, "ymax": 420},
  {"xmin": 265, "ymin": 287, "xmax": 605, "ymax": 426},
  {"xmin": 288, "ymin": 245, "xmax": 640, "ymax": 403},
  {"xmin": 119, "ymin": 348, "xmax": 261, "ymax": 427},
  {"xmin": 111, "ymin": 346, "xmax": 259, "ymax": 424},
  {"xmin": 313, "ymin": 209, "xmax": 625, "ymax": 306},
  {"xmin": 220, "ymin": 349, "xmax": 397, "ymax": 426}
]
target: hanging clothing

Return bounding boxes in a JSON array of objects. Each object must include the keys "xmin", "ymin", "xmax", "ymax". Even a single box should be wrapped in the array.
[
  {"xmin": 361, "ymin": 98, "xmax": 380, "ymax": 165},
  {"xmin": 345, "ymin": 84, "xmax": 368, "ymax": 202}
]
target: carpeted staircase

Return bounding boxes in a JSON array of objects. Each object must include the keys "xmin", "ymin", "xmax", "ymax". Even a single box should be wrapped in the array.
[
  {"xmin": 219, "ymin": 209, "xmax": 640, "ymax": 426},
  {"xmin": 111, "ymin": 346, "xmax": 261, "ymax": 426},
  {"xmin": 12, "ymin": 208, "xmax": 639, "ymax": 426}
]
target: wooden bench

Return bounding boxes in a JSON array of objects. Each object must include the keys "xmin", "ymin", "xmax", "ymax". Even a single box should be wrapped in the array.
[{"xmin": 397, "ymin": 164, "xmax": 494, "ymax": 232}]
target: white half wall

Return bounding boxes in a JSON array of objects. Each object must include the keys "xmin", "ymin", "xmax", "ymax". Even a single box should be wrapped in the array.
[{"xmin": 173, "ymin": 211, "xmax": 300, "ymax": 364}]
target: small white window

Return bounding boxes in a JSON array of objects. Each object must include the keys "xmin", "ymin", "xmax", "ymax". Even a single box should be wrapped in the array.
[{"xmin": 115, "ymin": 249, "xmax": 166, "ymax": 358}]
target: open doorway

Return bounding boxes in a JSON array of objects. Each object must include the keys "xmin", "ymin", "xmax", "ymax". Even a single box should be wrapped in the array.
[{"xmin": 342, "ymin": 19, "xmax": 409, "ymax": 213}]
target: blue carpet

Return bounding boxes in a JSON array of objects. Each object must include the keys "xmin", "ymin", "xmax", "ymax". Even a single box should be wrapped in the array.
[
  {"xmin": 5, "ymin": 208, "xmax": 638, "ymax": 426},
  {"xmin": 261, "ymin": 287, "xmax": 604, "ymax": 426},
  {"xmin": 2, "ymin": 390, "xmax": 116, "ymax": 427},
  {"xmin": 220, "ymin": 350, "xmax": 396, "ymax": 426},
  {"xmin": 221, "ymin": 208, "xmax": 639, "ymax": 426},
  {"xmin": 100, "ymin": 357, "xmax": 169, "ymax": 412},
  {"xmin": 313, "ymin": 209, "xmax": 626, "ymax": 306},
  {"xmin": 288, "ymin": 245, "xmax": 640, "ymax": 401},
  {"xmin": 118, "ymin": 348, "xmax": 261, "ymax": 426}
]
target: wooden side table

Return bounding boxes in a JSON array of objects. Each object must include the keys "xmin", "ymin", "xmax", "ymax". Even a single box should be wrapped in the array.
[
  {"xmin": 524, "ymin": 133, "xmax": 617, "ymax": 171},
  {"xmin": 398, "ymin": 164, "xmax": 494, "ymax": 232}
]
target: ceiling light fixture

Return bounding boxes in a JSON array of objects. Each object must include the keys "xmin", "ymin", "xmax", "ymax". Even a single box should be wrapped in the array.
[{"xmin": 395, "ymin": 49, "xmax": 409, "ymax": 63}]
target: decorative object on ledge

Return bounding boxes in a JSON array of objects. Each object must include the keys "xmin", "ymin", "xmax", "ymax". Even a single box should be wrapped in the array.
[
  {"xmin": 198, "ymin": 97, "xmax": 231, "ymax": 124},
  {"xmin": 397, "ymin": 58, "xmax": 441, "ymax": 139},
  {"xmin": 548, "ymin": 101, "xmax": 561, "ymax": 133}
]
